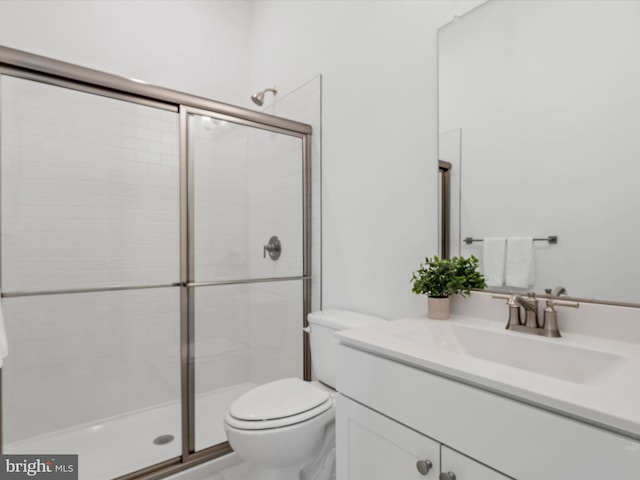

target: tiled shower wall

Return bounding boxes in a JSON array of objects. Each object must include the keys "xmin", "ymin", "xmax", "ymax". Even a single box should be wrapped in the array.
[
  {"xmin": 191, "ymin": 116, "xmax": 249, "ymax": 282},
  {"xmin": 1, "ymin": 76, "xmax": 181, "ymax": 291}
]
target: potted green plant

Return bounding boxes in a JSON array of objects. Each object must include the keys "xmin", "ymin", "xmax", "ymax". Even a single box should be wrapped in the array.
[{"xmin": 411, "ymin": 255, "xmax": 486, "ymax": 319}]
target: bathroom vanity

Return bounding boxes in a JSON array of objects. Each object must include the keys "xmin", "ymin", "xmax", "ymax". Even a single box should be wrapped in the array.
[{"xmin": 335, "ymin": 313, "xmax": 640, "ymax": 479}]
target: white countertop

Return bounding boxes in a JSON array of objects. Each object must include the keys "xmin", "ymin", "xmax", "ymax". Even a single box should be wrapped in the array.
[{"xmin": 336, "ymin": 315, "xmax": 640, "ymax": 440}]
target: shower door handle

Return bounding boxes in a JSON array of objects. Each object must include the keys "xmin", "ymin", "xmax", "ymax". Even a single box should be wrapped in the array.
[{"xmin": 263, "ymin": 235, "xmax": 281, "ymax": 260}]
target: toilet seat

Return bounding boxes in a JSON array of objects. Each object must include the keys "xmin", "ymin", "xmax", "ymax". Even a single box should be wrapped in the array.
[{"xmin": 225, "ymin": 378, "xmax": 334, "ymax": 431}]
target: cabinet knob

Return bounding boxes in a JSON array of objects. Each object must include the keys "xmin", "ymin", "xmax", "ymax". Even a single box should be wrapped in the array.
[
  {"xmin": 439, "ymin": 473, "xmax": 456, "ymax": 480},
  {"xmin": 416, "ymin": 459, "xmax": 433, "ymax": 475}
]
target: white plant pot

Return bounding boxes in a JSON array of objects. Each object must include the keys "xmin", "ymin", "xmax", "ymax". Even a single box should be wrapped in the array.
[{"xmin": 427, "ymin": 296, "xmax": 450, "ymax": 320}]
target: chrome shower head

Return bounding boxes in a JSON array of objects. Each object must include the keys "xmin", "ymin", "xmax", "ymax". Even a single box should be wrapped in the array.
[{"xmin": 251, "ymin": 87, "xmax": 277, "ymax": 106}]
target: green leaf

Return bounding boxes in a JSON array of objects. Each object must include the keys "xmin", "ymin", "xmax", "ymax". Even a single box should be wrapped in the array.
[{"xmin": 410, "ymin": 254, "xmax": 486, "ymax": 298}]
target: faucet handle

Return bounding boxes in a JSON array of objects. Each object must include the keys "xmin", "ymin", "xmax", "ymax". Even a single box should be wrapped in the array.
[
  {"xmin": 545, "ymin": 286, "xmax": 568, "ymax": 297},
  {"xmin": 506, "ymin": 300, "xmax": 522, "ymax": 328},
  {"xmin": 546, "ymin": 299, "xmax": 579, "ymax": 309},
  {"xmin": 542, "ymin": 300, "xmax": 579, "ymax": 337},
  {"xmin": 492, "ymin": 294, "xmax": 523, "ymax": 329},
  {"xmin": 491, "ymin": 294, "xmax": 512, "ymax": 301}
]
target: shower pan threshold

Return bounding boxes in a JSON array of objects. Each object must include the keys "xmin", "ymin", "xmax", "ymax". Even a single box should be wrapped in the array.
[{"xmin": 4, "ymin": 382, "xmax": 253, "ymax": 480}]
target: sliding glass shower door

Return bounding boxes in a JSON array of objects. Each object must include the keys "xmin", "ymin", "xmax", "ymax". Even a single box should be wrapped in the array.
[{"xmin": 186, "ymin": 112, "xmax": 307, "ymax": 451}]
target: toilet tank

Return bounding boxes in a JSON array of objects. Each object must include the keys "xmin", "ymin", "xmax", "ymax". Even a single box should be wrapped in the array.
[{"xmin": 307, "ymin": 309, "xmax": 386, "ymax": 388}]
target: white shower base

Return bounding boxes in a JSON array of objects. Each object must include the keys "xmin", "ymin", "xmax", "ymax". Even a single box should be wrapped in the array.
[{"xmin": 5, "ymin": 383, "xmax": 253, "ymax": 480}]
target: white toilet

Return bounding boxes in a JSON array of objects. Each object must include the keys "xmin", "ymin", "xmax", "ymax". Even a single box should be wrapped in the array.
[{"xmin": 224, "ymin": 309, "xmax": 385, "ymax": 480}]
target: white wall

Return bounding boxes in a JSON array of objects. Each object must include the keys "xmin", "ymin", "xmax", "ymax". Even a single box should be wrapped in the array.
[
  {"xmin": 0, "ymin": 0, "xmax": 252, "ymax": 105},
  {"xmin": 249, "ymin": 0, "xmax": 483, "ymax": 319}
]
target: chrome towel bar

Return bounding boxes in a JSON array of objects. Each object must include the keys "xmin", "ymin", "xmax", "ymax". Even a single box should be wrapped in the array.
[{"xmin": 464, "ymin": 235, "xmax": 558, "ymax": 245}]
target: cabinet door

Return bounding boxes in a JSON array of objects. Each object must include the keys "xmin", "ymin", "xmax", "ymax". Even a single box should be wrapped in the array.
[
  {"xmin": 441, "ymin": 446, "xmax": 513, "ymax": 480},
  {"xmin": 336, "ymin": 394, "xmax": 440, "ymax": 479}
]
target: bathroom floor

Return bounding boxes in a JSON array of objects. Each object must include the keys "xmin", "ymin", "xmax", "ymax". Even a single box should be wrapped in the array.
[
  {"xmin": 168, "ymin": 458, "xmax": 253, "ymax": 480},
  {"xmin": 208, "ymin": 462, "xmax": 252, "ymax": 480}
]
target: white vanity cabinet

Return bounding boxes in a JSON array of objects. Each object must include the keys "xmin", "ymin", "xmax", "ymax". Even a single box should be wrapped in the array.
[
  {"xmin": 337, "ymin": 393, "xmax": 511, "ymax": 480},
  {"xmin": 335, "ymin": 342, "xmax": 640, "ymax": 480}
]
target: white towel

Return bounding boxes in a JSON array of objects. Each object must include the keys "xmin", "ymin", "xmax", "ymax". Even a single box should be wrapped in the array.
[
  {"xmin": 482, "ymin": 237, "xmax": 506, "ymax": 287},
  {"xmin": 0, "ymin": 301, "xmax": 8, "ymax": 368},
  {"xmin": 505, "ymin": 237, "xmax": 534, "ymax": 288}
]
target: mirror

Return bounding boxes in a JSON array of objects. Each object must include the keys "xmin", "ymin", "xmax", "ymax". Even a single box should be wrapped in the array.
[{"xmin": 438, "ymin": 0, "xmax": 640, "ymax": 306}]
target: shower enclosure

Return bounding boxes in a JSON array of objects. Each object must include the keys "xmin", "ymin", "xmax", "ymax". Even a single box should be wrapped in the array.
[{"xmin": 0, "ymin": 46, "xmax": 316, "ymax": 479}]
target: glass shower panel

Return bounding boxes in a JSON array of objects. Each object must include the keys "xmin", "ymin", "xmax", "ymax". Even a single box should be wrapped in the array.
[
  {"xmin": 192, "ymin": 280, "xmax": 304, "ymax": 451},
  {"xmin": 0, "ymin": 75, "xmax": 180, "ymax": 292},
  {"xmin": 189, "ymin": 114, "xmax": 303, "ymax": 282},
  {"xmin": 1, "ymin": 288, "xmax": 181, "ymax": 478}
]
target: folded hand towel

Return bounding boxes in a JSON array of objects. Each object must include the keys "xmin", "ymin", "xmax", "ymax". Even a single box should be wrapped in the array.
[
  {"xmin": 505, "ymin": 237, "xmax": 534, "ymax": 288},
  {"xmin": 482, "ymin": 237, "xmax": 506, "ymax": 287},
  {"xmin": 0, "ymin": 301, "xmax": 7, "ymax": 368}
]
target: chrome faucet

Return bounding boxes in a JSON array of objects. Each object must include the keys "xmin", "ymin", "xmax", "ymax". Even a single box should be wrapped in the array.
[{"xmin": 493, "ymin": 292, "xmax": 579, "ymax": 337}]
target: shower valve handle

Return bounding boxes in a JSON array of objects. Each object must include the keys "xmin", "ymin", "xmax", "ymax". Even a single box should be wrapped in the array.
[{"xmin": 263, "ymin": 235, "xmax": 281, "ymax": 260}]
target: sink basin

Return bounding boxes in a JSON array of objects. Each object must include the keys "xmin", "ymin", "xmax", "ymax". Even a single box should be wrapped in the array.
[{"xmin": 393, "ymin": 323, "xmax": 626, "ymax": 384}]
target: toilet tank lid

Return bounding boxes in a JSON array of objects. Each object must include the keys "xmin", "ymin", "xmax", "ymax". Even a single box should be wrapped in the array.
[{"xmin": 307, "ymin": 309, "xmax": 386, "ymax": 329}]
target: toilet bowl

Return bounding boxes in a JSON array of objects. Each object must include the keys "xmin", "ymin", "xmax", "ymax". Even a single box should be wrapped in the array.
[
  {"xmin": 223, "ymin": 309, "xmax": 385, "ymax": 480},
  {"xmin": 224, "ymin": 378, "xmax": 334, "ymax": 480}
]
